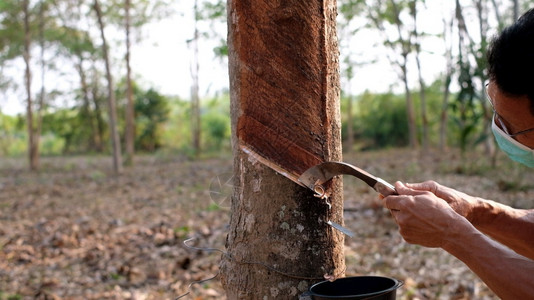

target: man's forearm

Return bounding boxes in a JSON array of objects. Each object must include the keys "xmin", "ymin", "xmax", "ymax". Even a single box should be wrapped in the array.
[
  {"xmin": 443, "ymin": 218, "xmax": 534, "ymax": 299},
  {"xmin": 471, "ymin": 199, "xmax": 534, "ymax": 259}
]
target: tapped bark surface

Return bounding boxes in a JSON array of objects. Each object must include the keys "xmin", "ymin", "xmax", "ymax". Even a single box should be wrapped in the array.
[{"xmin": 221, "ymin": 0, "xmax": 344, "ymax": 299}]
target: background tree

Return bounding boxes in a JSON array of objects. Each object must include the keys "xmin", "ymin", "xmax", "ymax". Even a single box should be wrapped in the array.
[
  {"xmin": 186, "ymin": 0, "xmax": 227, "ymax": 157},
  {"xmin": 119, "ymin": 0, "xmax": 171, "ymax": 164},
  {"xmin": 338, "ymin": 0, "xmax": 366, "ymax": 151},
  {"xmin": 93, "ymin": 0, "xmax": 122, "ymax": 174},
  {"xmin": 410, "ymin": 0, "xmax": 429, "ymax": 151},
  {"xmin": 23, "ymin": 0, "xmax": 38, "ymax": 170},
  {"xmin": 124, "ymin": 0, "xmax": 135, "ymax": 165},
  {"xmin": 189, "ymin": 0, "xmax": 201, "ymax": 157},
  {"xmin": 51, "ymin": 0, "xmax": 103, "ymax": 152},
  {"xmin": 3, "ymin": 0, "xmax": 80, "ymax": 169},
  {"xmin": 451, "ymin": 0, "xmax": 491, "ymax": 155},
  {"xmin": 439, "ymin": 8, "xmax": 455, "ymax": 151},
  {"xmin": 367, "ymin": 0, "xmax": 419, "ymax": 149}
]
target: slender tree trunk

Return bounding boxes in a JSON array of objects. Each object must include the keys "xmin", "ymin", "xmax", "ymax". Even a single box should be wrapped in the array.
[
  {"xmin": 401, "ymin": 65, "xmax": 418, "ymax": 149},
  {"xmin": 415, "ymin": 59, "xmax": 428, "ymax": 151},
  {"xmin": 346, "ymin": 90, "xmax": 354, "ymax": 151},
  {"xmin": 475, "ymin": 0, "xmax": 493, "ymax": 156},
  {"xmin": 94, "ymin": 0, "xmax": 123, "ymax": 174},
  {"xmin": 440, "ymin": 73, "xmax": 452, "ymax": 151},
  {"xmin": 190, "ymin": 0, "xmax": 201, "ymax": 157},
  {"xmin": 93, "ymin": 88, "xmax": 106, "ymax": 152},
  {"xmin": 390, "ymin": 0, "xmax": 418, "ymax": 149},
  {"xmin": 36, "ymin": 0, "xmax": 46, "ymax": 160},
  {"xmin": 221, "ymin": 0, "xmax": 345, "ymax": 298},
  {"xmin": 23, "ymin": 0, "xmax": 39, "ymax": 171},
  {"xmin": 77, "ymin": 58, "xmax": 100, "ymax": 151},
  {"xmin": 91, "ymin": 65, "xmax": 106, "ymax": 152},
  {"xmin": 439, "ymin": 15, "xmax": 454, "ymax": 152},
  {"xmin": 124, "ymin": 0, "xmax": 135, "ymax": 165},
  {"xmin": 411, "ymin": 4, "xmax": 428, "ymax": 151},
  {"xmin": 89, "ymin": 65, "xmax": 105, "ymax": 152}
]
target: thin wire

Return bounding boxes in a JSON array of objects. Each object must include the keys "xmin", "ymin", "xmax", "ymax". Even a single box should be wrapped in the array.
[
  {"xmin": 175, "ymin": 271, "xmax": 220, "ymax": 300},
  {"xmin": 175, "ymin": 236, "xmax": 225, "ymax": 299},
  {"xmin": 176, "ymin": 235, "xmax": 344, "ymax": 298},
  {"xmin": 182, "ymin": 236, "xmax": 329, "ymax": 279},
  {"xmin": 183, "ymin": 236, "xmax": 226, "ymax": 255}
]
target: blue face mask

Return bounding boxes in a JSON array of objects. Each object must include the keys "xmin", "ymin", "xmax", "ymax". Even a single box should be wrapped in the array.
[{"xmin": 492, "ymin": 118, "xmax": 534, "ymax": 167}]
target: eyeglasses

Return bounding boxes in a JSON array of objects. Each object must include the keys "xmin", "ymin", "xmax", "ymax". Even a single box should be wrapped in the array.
[{"xmin": 485, "ymin": 83, "xmax": 534, "ymax": 137}]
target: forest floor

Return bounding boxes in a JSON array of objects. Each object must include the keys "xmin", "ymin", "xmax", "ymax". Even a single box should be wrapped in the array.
[{"xmin": 1, "ymin": 148, "xmax": 534, "ymax": 300}]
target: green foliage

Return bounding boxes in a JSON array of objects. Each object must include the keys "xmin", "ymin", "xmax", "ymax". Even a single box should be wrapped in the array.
[
  {"xmin": 413, "ymin": 79, "xmax": 448, "ymax": 145},
  {"xmin": 41, "ymin": 108, "xmax": 102, "ymax": 154},
  {"xmin": 55, "ymin": 25, "xmax": 97, "ymax": 58},
  {"xmin": 450, "ymin": 62, "xmax": 485, "ymax": 152},
  {"xmin": 160, "ymin": 93, "xmax": 231, "ymax": 156},
  {"xmin": 213, "ymin": 40, "xmax": 228, "ymax": 58},
  {"xmin": 201, "ymin": 1, "xmax": 226, "ymax": 20},
  {"xmin": 338, "ymin": 0, "xmax": 366, "ymax": 22},
  {"xmin": 350, "ymin": 91, "xmax": 409, "ymax": 150},
  {"xmin": 26, "ymin": 84, "xmax": 173, "ymax": 156},
  {"xmin": 3, "ymin": 84, "xmax": 491, "ymax": 158},
  {"xmin": 134, "ymin": 88, "xmax": 170, "ymax": 152},
  {"xmin": 174, "ymin": 226, "xmax": 191, "ymax": 239},
  {"xmin": 161, "ymin": 97, "xmax": 191, "ymax": 151},
  {"xmin": 40, "ymin": 133, "xmax": 65, "ymax": 155},
  {"xmin": 342, "ymin": 79, "xmax": 453, "ymax": 151},
  {"xmin": 0, "ymin": 113, "xmax": 26, "ymax": 156},
  {"xmin": 0, "ymin": 0, "xmax": 25, "ymax": 61},
  {"xmin": 0, "ymin": 0, "xmax": 74, "ymax": 62},
  {"xmin": 202, "ymin": 95, "xmax": 230, "ymax": 152},
  {"xmin": 0, "ymin": 291, "xmax": 23, "ymax": 300},
  {"xmin": 199, "ymin": 0, "xmax": 227, "ymax": 60},
  {"xmin": 203, "ymin": 111, "xmax": 230, "ymax": 151}
]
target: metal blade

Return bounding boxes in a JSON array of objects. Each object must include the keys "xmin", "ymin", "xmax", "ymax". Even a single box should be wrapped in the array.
[
  {"xmin": 327, "ymin": 220, "xmax": 355, "ymax": 237},
  {"xmin": 298, "ymin": 161, "xmax": 378, "ymax": 190}
]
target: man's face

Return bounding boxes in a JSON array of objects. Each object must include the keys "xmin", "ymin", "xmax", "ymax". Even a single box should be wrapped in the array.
[{"xmin": 487, "ymin": 81, "xmax": 534, "ymax": 149}]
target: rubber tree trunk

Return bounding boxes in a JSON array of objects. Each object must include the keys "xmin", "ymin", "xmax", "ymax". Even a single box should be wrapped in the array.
[{"xmin": 221, "ymin": 0, "xmax": 345, "ymax": 299}]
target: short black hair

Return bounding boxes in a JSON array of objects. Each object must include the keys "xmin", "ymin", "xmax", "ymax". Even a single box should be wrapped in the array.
[{"xmin": 487, "ymin": 8, "xmax": 534, "ymax": 107}]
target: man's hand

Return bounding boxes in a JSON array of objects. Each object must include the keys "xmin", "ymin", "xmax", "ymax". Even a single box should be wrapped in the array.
[
  {"xmin": 383, "ymin": 182, "xmax": 465, "ymax": 248},
  {"xmin": 404, "ymin": 181, "xmax": 479, "ymax": 223}
]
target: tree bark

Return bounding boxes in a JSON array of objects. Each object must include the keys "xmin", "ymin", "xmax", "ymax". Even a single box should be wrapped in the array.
[
  {"xmin": 94, "ymin": 0, "xmax": 123, "ymax": 174},
  {"xmin": 221, "ymin": 0, "xmax": 345, "ymax": 299}
]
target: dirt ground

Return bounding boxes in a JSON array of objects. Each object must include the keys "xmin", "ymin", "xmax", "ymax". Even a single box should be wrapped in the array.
[{"xmin": 1, "ymin": 149, "xmax": 533, "ymax": 300}]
